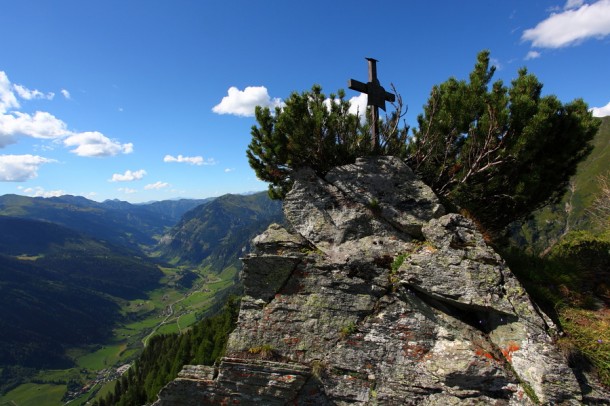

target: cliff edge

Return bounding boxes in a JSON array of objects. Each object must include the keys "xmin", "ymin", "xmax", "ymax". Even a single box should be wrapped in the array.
[{"xmin": 154, "ymin": 156, "xmax": 607, "ymax": 405}]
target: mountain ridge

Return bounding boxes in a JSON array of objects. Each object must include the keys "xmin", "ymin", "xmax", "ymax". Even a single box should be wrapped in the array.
[
  {"xmin": 0, "ymin": 194, "xmax": 209, "ymax": 251},
  {"xmin": 159, "ymin": 191, "xmax": 284, "ymax": 270}
]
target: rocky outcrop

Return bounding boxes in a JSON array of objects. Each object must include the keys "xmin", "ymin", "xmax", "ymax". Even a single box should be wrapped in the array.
[{"xmin": 154, "ymin": 156, "xmax": 606, "ymax": 405}]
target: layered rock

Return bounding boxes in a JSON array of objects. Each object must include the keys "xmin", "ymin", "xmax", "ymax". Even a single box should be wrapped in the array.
[{"xmin": 155, "ymin": 156, "xmax": 605, "ymax": 405}]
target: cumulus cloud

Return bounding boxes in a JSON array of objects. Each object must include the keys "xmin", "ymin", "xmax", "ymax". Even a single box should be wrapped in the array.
[
  {"xmin": 118, "ymin": 187, "xmax": 137, "ymax": 194},
  {"xmin": 64, "ymin": 132, "xmax": 134, "ymax": 157},
  {"xmin": 591, "ymin": 101, "xmax": 610, "ymax": 117},
  {"xmin": 0, "ymin": 70, "xmax": 133, "ymax": 157},
  {"xmin": 13, "ymin": 84, "xmax": 54, "ymax": 101},
  {"xmin": 109, "ymin": 169, "xmax": 147, "ymax": 182},
  {"xmin": 19, "ymin": 186, "xmax": 65, "ymax": 197},
  {"xmin": 0, "ymin": 72, "xmax": 20, "ymax": 113},
  {"xmin": 522, "ymin": 0, "xmax": 610, "ymax": 48},
  {"xmin": 348, "ymin": 93, "xmax": 369, "ymax": 117},
  {"xmin": 323, "ymin": 92, "xmax": 369, "ymax": 120},
  {"xmin": 0, "ymin": 111, "xmax": 69, "ymax": 146},
  {"xmin": 163, "ymin": 154, "xmax": 216, "ymax": 166},
  {"xmin": 525, "ymin": 50, "xmax": 542, "ymax": 60},
  {"xmin": 61, "ymin": 89, "xmax": 71, "ymax": 99},
  {"xmin": 0, "ymin": 154, "xmax": 56, "ymax": 182},
  {"xmin": 212, "ymin": 86, "xmax": 284, "ymax": 117},
  {"xmin": 144, "ymin": 181, "xmax": 170, "ymax": 190},
  {"xmin": 0, "ymin": 110, "xmax": 131, "ymax": 156}
]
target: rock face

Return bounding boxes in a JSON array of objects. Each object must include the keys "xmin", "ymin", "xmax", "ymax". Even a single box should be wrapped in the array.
[{"xmin": 154, "ymin": 156, "xmax": 604, "ymax": 405}]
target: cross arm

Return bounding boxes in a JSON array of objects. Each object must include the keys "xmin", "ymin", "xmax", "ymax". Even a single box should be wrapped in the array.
[
  {"xmin": 384, "ymin": 90, "xmax": 396, "ymax": 103},
  {"xmin": 348, "ymin": 79, "xmax": 368, "ymax": 93}
]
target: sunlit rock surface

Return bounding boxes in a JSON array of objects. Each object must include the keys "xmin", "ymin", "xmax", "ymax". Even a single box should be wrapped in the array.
[{"xmin": 155, "ymin": 156, "xmax": 607, "ymax": 405}]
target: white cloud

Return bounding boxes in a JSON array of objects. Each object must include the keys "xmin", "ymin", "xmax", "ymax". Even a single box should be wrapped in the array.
[
  {"xmin": 224, "ymin": 168, "xmax": 234, "ymax": 173},
  {"xmin": 61, "ymin": 89, "xmax": 71, "ymax": 99},
  {"xmin": 0, "ymin": 154, "xmax": 57, "ymax": 182},
  {"xmin": 565, "ymin": 0, "xmax": 585, "ymax": 10},
  {"xmin": 0, "ymin": 110, "xmax": 133, "ymax": 156},
  {"xmin": 0, "ymin": 111, "xmax": 69, "ymax": 146},
  {"xmin": 522, "ymin": 0, "xmax": 610, "ymax": 48},
  {"xmin": 591, "ymin": 101, "xmax": 610, "ymax": 117},
  {"xmin": 109, "ymin": 169, "xmax": 147, "ymax": 182},
  {"xmin": 163, "ymin": 154, "xmax": 216, "ymax": 166},
  {"xmin": 348, "ymin": 93, "xmax": 368, "ymax": 117},
  {"xmin": 525, "ymin": 50, "xmax": 542, "ymax": 60},
  {"xmin": 118, "ymin": 187, "xmax": 137, "ymax": 194},
  {"xmin": 323, "ymin": 92, "xmax": 368, "ymax": 121},
  {"xmin": 144, "ymin": 181, "xmax": 170, "ymax": 190},
  {"xmin": 0, "ymin": 70, "xmax": 134, "ymax": 157},
  {"xmin": 64, "ymin": 131, "xmax": 134, "ymax": 157},
  {"xmin": 13, "ymin": 84, "xmax": 54, "ymax": 101},
  {"xmin": 20, "ymin": 186, "xmax": 65, "ymax": 197},
  {"xmin": 0, "ymin": 72, "xmax": 20, "ymax": 113},
  {"xmin": 212, "ymin": 86, "xmax": 284, "ymax": 117}
]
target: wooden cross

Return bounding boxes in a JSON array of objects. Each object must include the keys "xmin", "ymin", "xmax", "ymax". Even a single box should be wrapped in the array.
[{"xmin": 348, "ymin": 58, "xmax": 395, "ymax": 151}]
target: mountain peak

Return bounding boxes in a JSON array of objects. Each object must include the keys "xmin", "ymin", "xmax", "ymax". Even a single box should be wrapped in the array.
[{"xmin": 154, "ymin": 156, "xmax": 608, "ymax": 404}]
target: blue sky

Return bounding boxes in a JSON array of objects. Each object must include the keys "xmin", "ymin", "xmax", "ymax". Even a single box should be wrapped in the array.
[{"xmin": 0, "ymin": 0, "xmax": 609, "ymax": 203}]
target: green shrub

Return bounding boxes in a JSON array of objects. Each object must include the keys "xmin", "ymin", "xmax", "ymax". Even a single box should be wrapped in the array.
[
  {"xmin": 368, "ymin": 198, "xmax": 381, "ymax": 214},
  {"xmin": 339, "ymin": 322, "xmax": 357, "ymax": 339},
  {"xmin": 391, "ymin": 253, "xmax": 407, "ymax": 274},
  {"xmin": 248, "ymin": 344, "xmax": 275, "ymax": 358}
]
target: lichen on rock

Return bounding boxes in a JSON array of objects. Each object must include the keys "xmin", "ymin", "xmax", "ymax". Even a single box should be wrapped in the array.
[{"xmin": 154, "ymin": 156, "xmax": 607, "ymax": 405}]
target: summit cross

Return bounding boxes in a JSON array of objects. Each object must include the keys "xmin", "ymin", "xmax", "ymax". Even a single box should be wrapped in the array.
[{"xmin": 348, "ymin": 57, "xmax": 395, "ymax": 152}]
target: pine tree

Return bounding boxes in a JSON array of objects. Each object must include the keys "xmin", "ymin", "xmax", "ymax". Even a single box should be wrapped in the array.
[
  {"xmin": 246, "ymin": 85, "xmax": 408, "ymax": 199},
  {"xmin": 409, "ymin": 50, "xmax": 599, "ymax": 237}
]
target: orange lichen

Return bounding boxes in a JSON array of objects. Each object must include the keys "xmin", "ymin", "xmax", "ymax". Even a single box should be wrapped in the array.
[
  {"xmin": 403, "ymin": 343, "xmax": 430, "ymax": 361},
  {"xmin": 475, "ymin": 348, "xmax": 494, "ymax": 360},
  {"xmin": 283, "ymin": 336, "xmax": 300, "ymax": 346},
  {"xmin": 276, "ymin": 374, "xmax": 297, "ymax": 383},
  {"xmin": 501, "ymin": 341, "xmax": 520, "ymax": 362}
]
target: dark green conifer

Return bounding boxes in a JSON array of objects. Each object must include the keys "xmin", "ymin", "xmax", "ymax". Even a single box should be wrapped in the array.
[
  {"xmin": 410, "ymin": 50, "xmax": 599, "ymax": 236},
  {"xmin": 247, "ymin": 85, "xmax": 408, "ymax": 199}
]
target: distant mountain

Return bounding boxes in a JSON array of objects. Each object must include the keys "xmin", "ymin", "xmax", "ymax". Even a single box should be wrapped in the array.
[
  {"xmin": 510, "ymin": 116, "xmax": 610, "ymax": 252},
  {"xmin": 136, "ymin": 198, "xmax": 212, "ymax": 223},
  {"xmin": 0, "ymin": 194, "xmax": 209, "ymax": 251},
  {"xmin": 159, "ymin": 192, "xmax": 283, "ymax": 270},
  {"xmin": 0, "ymin": 216, "xmax": 163, "ymax": 369}
]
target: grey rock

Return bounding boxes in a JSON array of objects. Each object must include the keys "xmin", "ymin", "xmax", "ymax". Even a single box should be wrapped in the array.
[
  {"xmin": 401, "ymin": 213, "xmax": 582, "ymax": 404},
  {"xmin": 154, "ymin": 157, "xmax": 607, "ymax": 405},
  {"xmin": 177, "ymin": 364, "xmax": 215, "ymax": 381},
  {"xmin": 325, "ymin": 156, "xmax": 445, "ymax": 237}
]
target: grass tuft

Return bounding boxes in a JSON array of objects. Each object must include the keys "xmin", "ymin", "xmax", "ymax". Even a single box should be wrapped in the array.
[
  {"xmin": 339, "ymin": 322, "xmax": 357, "ymax": 339},
  {"xmin": 558, "ymin": 307, "xmax": 610, "ymax": 386}
]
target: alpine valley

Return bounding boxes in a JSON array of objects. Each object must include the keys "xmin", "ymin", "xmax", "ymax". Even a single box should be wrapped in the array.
[{"xmin": 0, "ymin": 192, "xmax": 282, "ymax": 405}]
